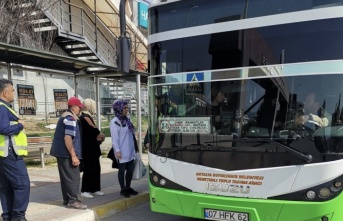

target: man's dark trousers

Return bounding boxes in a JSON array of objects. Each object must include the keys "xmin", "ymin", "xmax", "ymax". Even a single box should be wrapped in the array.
[{"xmin": 0, "ymin": 147, "xmax": 30, "ymax": 220}]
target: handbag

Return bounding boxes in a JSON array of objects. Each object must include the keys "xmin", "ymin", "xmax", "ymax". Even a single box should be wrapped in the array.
[
  {"xmin": 132, "ymin": 133, "xmax": 139, "ymax": 152},
  {"xmin": 132, "ymin": 153, "xmax": 147, "ymax": 180},
  {"xmin": 107, "ymin": 148, "xmax": 119, "ymax": 169}
]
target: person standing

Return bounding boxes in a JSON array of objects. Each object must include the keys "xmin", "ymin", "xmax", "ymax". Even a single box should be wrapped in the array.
[
  {"xmin": 80, "ymin": 98, "xmax": 106, "ymax": 199},
  {"xmin": 50, "ymin": 96, "xmax": 87, "ymax": 209},
  {"xmin": 0, "ymin": 79, "xmax": 30, "ymax": 221},
  {"xmin": 210, "ymin": 85, "xmax": 225, "ymax": 131},
  {"xmin": 110, "ymin": 100, "xmax": 138, "ymax": 198}
]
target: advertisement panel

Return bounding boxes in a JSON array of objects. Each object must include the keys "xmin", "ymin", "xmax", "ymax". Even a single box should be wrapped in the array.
[
  {"xmin": 138, "ymin": 2, "xmax": 148, "ymax": 28},
  {"xmin": 53, "ymin": 89, "xmax": 68, "ymax": 117},
  {"xmin": 17, "ymin": 84, "xmax": 36, "ymax": 115}
]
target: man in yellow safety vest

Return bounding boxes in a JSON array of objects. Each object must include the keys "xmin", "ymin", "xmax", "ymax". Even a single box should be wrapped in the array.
[{"xmin": 0, "ymin": 79, "xmax": 29, "ymax": 221}]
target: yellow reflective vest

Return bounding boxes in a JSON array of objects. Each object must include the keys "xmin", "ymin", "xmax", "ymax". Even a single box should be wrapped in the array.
[{"xmin": 0, "ymin": 102, "xmax": 28, "ymax": 157}]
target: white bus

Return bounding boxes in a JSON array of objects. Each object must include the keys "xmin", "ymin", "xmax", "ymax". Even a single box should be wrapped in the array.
[{"xmin": 147, "ymin": 1, "xmax": 343, "ymax": 220}]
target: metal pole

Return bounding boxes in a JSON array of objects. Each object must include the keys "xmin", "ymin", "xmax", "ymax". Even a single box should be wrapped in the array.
[
  {"xmin": 60, "ymin": 0, "xmax": 63, "ymax": 26},
  {"xmin": 95, "ymin": 76, "xmax": 101, "ymax": 130},
  {"xmin": 6, "ymin": 63, "xmax": 14, "ymax": 109},
  {"xmin": 68, "ymin": 0, "xmax": 72, "ymax": 32},
  {"xmin": 120, "ymin": 0, "xmax": 126, "ymax": 36},
  {"xmin": 136, "ymin": 73, "xmax": 142, "ymax": 155},
  {"xmin": 81, "ymin": 10, "xmax": 84, "ymax": 36},
  {"xmin": 42, "ymin": 74, "xmax": 49, "ymax": 124},
  {"xmin": 7, "ymin": 63, "xmax": 11, "ymax": 80},
  {"xmin": 73, "ymin": 75, "xmax": 77, "ymax": 96},
  {"xmin": 94, "ymin": 0, "xmax": 98, "ymax": 53}
]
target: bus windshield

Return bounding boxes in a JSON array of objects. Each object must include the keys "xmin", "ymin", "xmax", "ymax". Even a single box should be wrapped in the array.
[{"xmin": 148, "ymin": 66, "xmax": 343, "ymax": 170}]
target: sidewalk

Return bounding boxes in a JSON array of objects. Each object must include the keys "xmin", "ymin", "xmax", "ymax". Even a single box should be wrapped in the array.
[{"xmin": 0, "ymin": 153, "xmax": 149, "ymax": 221}]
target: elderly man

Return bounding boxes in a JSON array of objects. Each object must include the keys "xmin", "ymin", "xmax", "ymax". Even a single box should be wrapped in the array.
[{"xmin": 50, "ymin": 96, "xmax": 87, "ymax": 209}]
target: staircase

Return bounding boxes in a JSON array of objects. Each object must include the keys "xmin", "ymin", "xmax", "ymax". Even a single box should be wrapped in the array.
[
  {"xmin": 32, "ymin": 0, "xmax": 148, "ymax": 73},
  {"xmin": 38, "ymin": 0, "xmax": 116, "ymax": 68}
]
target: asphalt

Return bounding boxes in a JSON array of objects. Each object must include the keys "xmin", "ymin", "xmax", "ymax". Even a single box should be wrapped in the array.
[{"xmin": 0, "ymin": 151, "xmax": 150, "ymax": 221}]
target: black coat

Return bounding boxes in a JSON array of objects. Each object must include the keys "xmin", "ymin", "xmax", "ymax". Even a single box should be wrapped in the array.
[{"xmin": 80, "ymin": 113, "xmax": 102, "ymax": 160}]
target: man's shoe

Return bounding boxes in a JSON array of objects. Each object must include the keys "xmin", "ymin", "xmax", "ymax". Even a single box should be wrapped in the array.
[
  {"xmin": 127, "ymin": 188, "xmax": 138, "ymax": 195},
  {"xmin": 81, "ymin": 192, "xmax": 94, "ymax": 199},
  {"xmin": 120, "ymin": 189, "xmax": 130, "ymax": 198},
  {"xmin": 93, "ymin": 191, "xmax": 105, "ymax": 196},
  {"xmin": 11, "ymin": 217, "xmax": 27, "ymax": 221},
  {"xmin": 68, "ymin": 201, "xmax": 87, "ymax": 209}
]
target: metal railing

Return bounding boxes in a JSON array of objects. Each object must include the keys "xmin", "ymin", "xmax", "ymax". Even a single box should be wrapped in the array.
[{"xmin": 40, "ymin": 0, "xmax": 116, "ymax": 66}]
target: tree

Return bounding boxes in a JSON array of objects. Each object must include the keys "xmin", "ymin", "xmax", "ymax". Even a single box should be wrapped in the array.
[{"xmin": 0, "ymin": 0, "xmax": 58, "ymax": 51}]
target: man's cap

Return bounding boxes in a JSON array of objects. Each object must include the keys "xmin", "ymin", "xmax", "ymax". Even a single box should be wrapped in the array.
[{"xmin": 68, "ymin": 97, "xmax": 84, "ymax": 108}]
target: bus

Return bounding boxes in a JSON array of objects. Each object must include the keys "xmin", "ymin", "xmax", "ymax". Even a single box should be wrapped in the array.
[{"xmin": 147, "ymin": 1, "xmax": 343, "ymax": 220}]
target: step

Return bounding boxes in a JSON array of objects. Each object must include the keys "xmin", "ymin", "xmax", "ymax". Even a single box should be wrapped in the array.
[
  {"xmin": 30, "ymin": 18, "xmax": 51, "ymax": 24},
  {"xmin": 34, "ymin": 26, "xmax": 57, "ymax": 32},
  {"xmin": 70, "ymin": 53, "xmax": 96, "ymax": 57},
  {"xmin": 64, "ymin": 47, "xmax": 90, "ymax": 52}
]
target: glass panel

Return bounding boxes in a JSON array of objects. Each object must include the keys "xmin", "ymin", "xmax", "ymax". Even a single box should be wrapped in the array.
[
  {"xmin": 150, "ymin": 18, "xmax": 343, "ymax": 74},
  {"xmin": 148, "ymin": 73, "xmax": 343, "ymax": 170},
  {"xmin": 150, "ymin": 0, "xmax": 343, "ymax": 34}
]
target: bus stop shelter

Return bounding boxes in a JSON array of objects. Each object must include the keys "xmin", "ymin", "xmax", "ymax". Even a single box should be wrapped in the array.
[{"xmin": 0, "ymin": 41, "xmax": 148, "ymax": 153}]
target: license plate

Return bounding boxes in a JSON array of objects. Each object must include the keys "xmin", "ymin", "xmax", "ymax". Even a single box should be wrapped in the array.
[{"xmin": 204, "ymin": 208, "xmax": 249, "ymax": 221}]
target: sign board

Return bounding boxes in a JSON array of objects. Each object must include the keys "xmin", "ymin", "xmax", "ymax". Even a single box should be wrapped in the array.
[
  {"xmin": 53, "ymin": 89, "xmax": 68, "ymax": 117},
  {"xmin": 17, "ymin": 84, "xmax": 36, "ymax": 115},
  {"xmin": 138, "ymin": 2, "xmax": 148, "ymax": 28},
  {"xmin": 186, "ymin": 72, "xmax": 204, "ymax": 95},
  {"xmin": 159, "ymin": 117, "xmax": 211, "ymax": 134}
]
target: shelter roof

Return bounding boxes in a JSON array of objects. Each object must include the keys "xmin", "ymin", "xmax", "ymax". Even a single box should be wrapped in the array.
[{"xmin": 0, "ymin": 42, "xmax": 148, "ymax": 83}]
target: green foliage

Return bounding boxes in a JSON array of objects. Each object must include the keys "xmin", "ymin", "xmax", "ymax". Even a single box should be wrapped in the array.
[
  {"xmin": 101, "ymin": 127, "xmax": 111, "ymax": 137},
  {"xmin": 26, "ymin": 132, "xmax": 55, "ymax": 138},
  {"xmin": 25, "ymin": 157, "xmax": 57, "ymax": 168},
  {"xmin": 36, "ymin": 122, "xmax": 48, "ymax": 129},
  {"xmin": 101, "ymin": 120, "xmax": 110, "ymax": 127},
  {"xmin": 25, "ymin": 115, "xmax": 149, "ymax": 138}
]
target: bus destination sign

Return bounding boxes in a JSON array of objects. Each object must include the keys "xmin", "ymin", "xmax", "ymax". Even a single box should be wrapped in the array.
[{"xmin": 159, "ymin": 117, "xmax": 211, "ymax": 134}]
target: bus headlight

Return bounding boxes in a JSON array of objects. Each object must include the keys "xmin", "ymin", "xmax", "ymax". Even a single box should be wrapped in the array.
[
  {"xmin": 149, "ymin": 168, "xmax": 191, "ymax": 191},
  {"xmin": 306, "ymin": 190, "xmax": 316, "ymax": 199},
  {"xmin": 153, "ymin": 175, "xmax": 159, "ymax": 183},
  {"xmin": 160, "ymin": 179, "xmax": 166, "ymax": 186},
  {"xmin": 319, "ymin": 188, "xmax": 330, "ymax": 198},
  {"xmin": 330, "ymin": 181, "xmax": 342, "ymax": 192},
  {"xmin": 270, "ymin": 174, "xmax": 343, "ymax": 202}
]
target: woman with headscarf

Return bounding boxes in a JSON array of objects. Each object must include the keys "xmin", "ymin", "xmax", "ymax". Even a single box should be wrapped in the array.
[
  {"xmin": 79, "ymin": 98, "xmax": 106, "ymax": 199},
  {"xmin": 110, "ymin": 99, "xmax": 138, "ymax": 198}
]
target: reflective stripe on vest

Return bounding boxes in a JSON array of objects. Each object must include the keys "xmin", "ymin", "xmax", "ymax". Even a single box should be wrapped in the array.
[
  {"xmin": 0, "ymin": 133, "xmax": 10, "ymax": 157},
  {"xmin": 0, "ymin": 102, "xmax": 28, "ymax": 157}
]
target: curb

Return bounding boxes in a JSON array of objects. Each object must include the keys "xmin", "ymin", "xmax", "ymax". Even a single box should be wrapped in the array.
[
  {"xmin": 93, "ymin": 191, "xmax": 150, "ymax": 220},
  {"xmin": 51, "ymin": 210, "xmax": 95, "ymax": 221}
]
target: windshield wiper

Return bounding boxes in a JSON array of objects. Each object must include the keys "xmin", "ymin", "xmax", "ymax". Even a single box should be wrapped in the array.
[
  {"xmin": 205, "ymin": 137, "xmax": 313, "ymax": 163},
  {"xmin": 270, "ymin": 140, "xmax": 312, "ymax": 163}
]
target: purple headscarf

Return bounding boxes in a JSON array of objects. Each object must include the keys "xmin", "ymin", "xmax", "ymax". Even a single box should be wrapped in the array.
[{"xmin": 112, "ymin": 100, "xmax": 134, "ymax": 132}]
